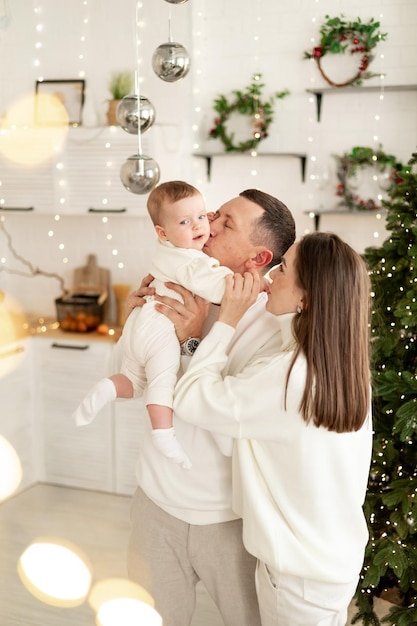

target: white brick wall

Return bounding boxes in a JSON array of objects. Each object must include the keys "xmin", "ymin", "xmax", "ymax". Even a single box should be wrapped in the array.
[{"xmin": 0, "ymin": 0, "xmax": 416, "ymax": 317}]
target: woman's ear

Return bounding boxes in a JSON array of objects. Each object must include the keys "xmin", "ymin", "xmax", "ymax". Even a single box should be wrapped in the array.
[
  {"xmin": 155, "ymin": 224, "xmax": 167, "ymax": 240},
  {"xmin": 246, "ymin": 249, "xmax": 274, "ymax": 270}
]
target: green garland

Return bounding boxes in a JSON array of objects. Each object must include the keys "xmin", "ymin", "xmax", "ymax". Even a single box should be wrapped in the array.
[
  {"xmin": 208, "ymin": 74, "xmax": 289, "ymax": 153},
  {"xmin": 304, "ymin": 15, "xmax": 387, "ymax": 87},
  {"xmin": 334, "ymin": 146, "xmax": 403, "ymax": 211}
]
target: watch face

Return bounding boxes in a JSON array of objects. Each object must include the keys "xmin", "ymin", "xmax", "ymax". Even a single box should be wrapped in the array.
[
  {"xmin": 182, "ymin": 337, "xmax": 200, "ymax": 355},
  {"xmin": 187, "ymin": 338, "xmax": 200, "ymax": 354}
]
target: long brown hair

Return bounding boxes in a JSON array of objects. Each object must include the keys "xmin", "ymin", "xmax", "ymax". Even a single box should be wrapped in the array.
[{"xmin": 288, "ymin": 232, "xmax": 371, "ymax": 432}]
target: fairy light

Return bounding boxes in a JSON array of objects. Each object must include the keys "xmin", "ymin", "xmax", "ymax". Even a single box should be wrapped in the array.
[
  {"xmin": 248, "ymin": 0, "xmax": 263, "ymax": 183},
  {"xmin": 33, "ymin": 2, "xmax": 45, "ymax": 80},
  {"xmin": 304, "ymin": 1, "xmax": 324, "ymax": 225},
  {"xmin": 190, "ymin": 0, "xmax": 206, "ymax": 189},
  {"xmin": 78, "ymin": 1, "xmax": 90, "ymax": 79}
]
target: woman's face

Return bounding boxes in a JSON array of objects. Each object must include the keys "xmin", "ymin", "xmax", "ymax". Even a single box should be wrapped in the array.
[{"xmin": 265, "ymin": 242, "xmax": 305, "ymax": 316}]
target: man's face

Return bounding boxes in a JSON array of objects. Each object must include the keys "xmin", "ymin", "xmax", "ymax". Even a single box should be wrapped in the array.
[{"xmin": 203, "ymin": 195, "xmax": 264, "ymax": 273}]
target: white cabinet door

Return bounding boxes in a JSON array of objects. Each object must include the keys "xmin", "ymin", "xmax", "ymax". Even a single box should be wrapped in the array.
[
  {"xmin": 60, "ymin": 126, "xmax": 150, "ymax": 215},
  {"xmin": 113, "ymin": 397, "xmax": 146, "ymax": 496},
  {"xmin": 35, "ymin": 337, "xmax": 114, "ymax": 491},
  {"xmin": 0, "ymin": 126, "xmax": 152, "ymax": 216},
  {"xmin": 0, "ymin": 339, "xmax": 37, "ymax": 496}
]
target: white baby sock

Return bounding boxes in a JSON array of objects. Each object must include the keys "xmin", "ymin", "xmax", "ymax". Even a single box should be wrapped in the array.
[
  {"xmin": 73, "ymin": 378, "xmax": 117, "ymax": 426},
  {"xmin": 151, "ymin": 427, "xmax": 192, "ymax": 469}
]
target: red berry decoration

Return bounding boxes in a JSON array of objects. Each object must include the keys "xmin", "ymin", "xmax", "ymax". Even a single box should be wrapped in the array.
[{"xmin": 304, "ymin": 14, "xmax": 387, "ymax": 87}]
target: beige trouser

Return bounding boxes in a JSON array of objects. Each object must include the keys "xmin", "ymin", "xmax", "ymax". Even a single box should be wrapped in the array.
[
  {"xmin": 255, "ymin": 560, "xmax": 358, "ymax": 626},
  {"xmin": 127, "ymin": 487, "xmax": 261, "ymax": 626}
]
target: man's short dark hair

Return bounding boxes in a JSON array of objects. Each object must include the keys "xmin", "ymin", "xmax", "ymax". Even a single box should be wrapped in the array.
[{"xmin": 239, "ymin": 189, "xmax": 296, "ymax": 270}]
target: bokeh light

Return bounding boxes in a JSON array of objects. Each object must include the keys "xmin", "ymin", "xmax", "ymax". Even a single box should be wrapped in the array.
[
  {"xmin": 0, "ymin": 93, "xmax": 68, "ymax": 165},
  {"xmin": 18, "ymin": 539, "xmax": 92, "ymax": 607},
  {"xmin": 97, "ymin": 598, "xmax": 162, "ymax": 626},
  {"xmin": 89, "ymin": 577, "xmax": 155, "ymax": 614},
  {"xmin": 0, "ymin": 435, "xmax": 22, "ymax": 501}
]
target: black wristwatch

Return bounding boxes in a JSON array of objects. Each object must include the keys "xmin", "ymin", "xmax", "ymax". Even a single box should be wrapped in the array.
[{"xmin": 180, "ymin": 337, "xmax": 201, "ymax": 356}]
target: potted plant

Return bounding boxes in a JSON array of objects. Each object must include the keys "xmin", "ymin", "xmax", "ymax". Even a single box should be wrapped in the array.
[{"xmin": 106, "ymin": 71, "xmax": 134, "ymax": 125}]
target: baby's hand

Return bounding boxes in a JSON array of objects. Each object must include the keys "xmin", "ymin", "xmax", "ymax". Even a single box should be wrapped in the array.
[
  {"xmin": 126, "ymin": 274, "xmax": 155, "ymax": 315},
  {"xmin": 218, "ymin": 271, "xmax": 260, "ymax": 328}
]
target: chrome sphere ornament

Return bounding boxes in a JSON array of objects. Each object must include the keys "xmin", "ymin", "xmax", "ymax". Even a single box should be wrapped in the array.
[
  {"xmin": 152, "ymin": 42, "xmax": 190, "ymax": 83},
  {"xmin": 116, "ymin": 95, "xmax": 156, "ymax": 135},
  {"xmin": 120, "ymin": 154, "xmax": 160, "ymax": 195},
  {"xmin": 164, "ymin": 0, "xmax": 189, "ymax": 3}
]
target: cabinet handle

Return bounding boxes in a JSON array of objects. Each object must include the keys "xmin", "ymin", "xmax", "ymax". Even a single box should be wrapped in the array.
[
  {"xmin": 88, "ymin": 208, "xmax": 127, "ymax": 213},
  {"xmin": 0, "ymin": 206, "xmax": 34, "ymax": 211},
  {"xmin": 51, "ymin": 342, "xmax": 89, "ymax": 350}
]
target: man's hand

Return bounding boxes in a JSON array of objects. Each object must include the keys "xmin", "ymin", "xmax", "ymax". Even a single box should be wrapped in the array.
[
  {"xmin": 126, "ymin": 274, "xmax": 155, "ymax": 316},
  {"xmin": 154, "ymin": 282, "xmax": 210, "ymax": 344}
]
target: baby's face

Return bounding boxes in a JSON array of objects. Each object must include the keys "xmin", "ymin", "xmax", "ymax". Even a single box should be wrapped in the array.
[{"xmin": 159, "ymin": 193, "xmax": 210, "ymax": 250}]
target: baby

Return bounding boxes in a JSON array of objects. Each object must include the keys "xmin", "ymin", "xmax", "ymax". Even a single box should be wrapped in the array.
[{"xmin": 72, "ymin": 181, "xmax": 233, "ymax": 469}]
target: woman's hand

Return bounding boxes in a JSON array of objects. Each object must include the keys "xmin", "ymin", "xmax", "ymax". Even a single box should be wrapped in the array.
[
  {"xmin": 218, "ymin": 271, "xmax": 260, "ymax": 328},
  {"xmin": 126, "ymin": 274, "xmax": 155, "ymax": 316},
  {"xmin": 154, "ymin": 282, "xmax": 210, "ymax": 344}
]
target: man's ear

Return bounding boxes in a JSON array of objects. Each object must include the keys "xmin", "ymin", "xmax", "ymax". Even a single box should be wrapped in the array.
[
  {"xmin": 246, "ymin": 249, "xmax": 274, "ymax": 270},
  {"xmin": 155, "ymin": 225, "xmax": 167, "ymax": 240}
]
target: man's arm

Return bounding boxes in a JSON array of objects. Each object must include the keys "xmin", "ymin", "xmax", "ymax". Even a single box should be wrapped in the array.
[{"xmin": 126, "ymin": 278, "xmax": 210, "ymax": 344}]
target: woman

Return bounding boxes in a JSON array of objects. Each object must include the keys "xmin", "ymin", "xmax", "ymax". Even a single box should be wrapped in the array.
[{"xmin": 174, "ymin": 232, "xmax": 373, "ymax": 626}]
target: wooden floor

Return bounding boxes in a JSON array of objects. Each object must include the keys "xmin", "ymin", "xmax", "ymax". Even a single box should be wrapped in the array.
[{"xmin": 0, "ymin": 483, "xmax": 391, "ymax": 626}]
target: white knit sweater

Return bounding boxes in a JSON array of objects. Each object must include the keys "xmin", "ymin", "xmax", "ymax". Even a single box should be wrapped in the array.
[{"xmin": 174, "ymin": 313, "xmax": 373, "ymax": 582}]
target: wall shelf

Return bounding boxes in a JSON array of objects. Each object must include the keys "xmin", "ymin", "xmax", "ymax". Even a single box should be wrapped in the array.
[
  {"xmin": 306, "ymin": 84, "xmax": 417, "ymax": 122},
  {"xmin": 193, "ymin": 152, "xmax": 307, "ymax": 182},
  {"xmin": 305, "ymin": 207, "xmax": 386, "ymax": 231}
]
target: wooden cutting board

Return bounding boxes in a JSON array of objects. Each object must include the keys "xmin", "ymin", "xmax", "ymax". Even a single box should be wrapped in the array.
[{"xmin": 73, "ymin": 254, "xmax": 110, "ymax": 294}]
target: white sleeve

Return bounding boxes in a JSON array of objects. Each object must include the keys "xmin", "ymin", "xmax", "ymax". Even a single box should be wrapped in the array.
[
  {"xmin": 173, "ymin": 321, "xmax": 299, "ymax": 440},
  {"xmin": 175, "ymin": 256, "xmax": 233, "ymax": 304}
]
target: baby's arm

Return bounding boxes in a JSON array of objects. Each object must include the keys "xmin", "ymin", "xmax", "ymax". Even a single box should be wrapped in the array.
[{"xmin": 176, "ymin": 254, "xmax": 234, "ymax": 304}]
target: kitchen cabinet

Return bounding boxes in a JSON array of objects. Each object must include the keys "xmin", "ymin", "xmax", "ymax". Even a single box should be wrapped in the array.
[
  {"xmin": 0, "ymin": 338, "xmax": 37, "ymax": 496},
  {"xmin": 1, "ymin": 333, "xmax": 145, "ymax": 495},
  {"xmin": 0, "ymin": 126, "xmax": 152, "ymax": 216},
  {"xmin": 35, "ymin": 337, "xmax": 115, "ymax": 491}
]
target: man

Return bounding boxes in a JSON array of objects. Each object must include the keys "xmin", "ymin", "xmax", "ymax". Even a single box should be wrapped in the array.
[{"xmin": 126, "ymin": 189, "xmax": 296, "ymax": 626}]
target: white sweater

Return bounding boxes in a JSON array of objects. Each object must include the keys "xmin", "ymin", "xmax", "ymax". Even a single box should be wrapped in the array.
[
  {"xmin": 133, "ymin": 293, "xmax": 284, "ymax": 524},
  {"xmin": 174, "ymin": 313, "xmax": 373, "ymax": 583},
  {"xmin": 149, "ymin": 239, "xmax": 233, "ymax": 303}
]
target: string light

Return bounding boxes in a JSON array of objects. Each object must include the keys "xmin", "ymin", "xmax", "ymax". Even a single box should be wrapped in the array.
[
  {"xmin": 190, "ymin": 0, "xmax": 208, "ymax": 191},
  {"xmin": 33, "ymin": 2, "xmax": 45, "ymax": 80}
]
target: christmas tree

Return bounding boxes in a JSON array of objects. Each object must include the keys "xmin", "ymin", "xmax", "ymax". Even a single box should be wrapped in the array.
[{"xmin": 353, "ymin": 153, "xmax": 417, "ymax": 626}]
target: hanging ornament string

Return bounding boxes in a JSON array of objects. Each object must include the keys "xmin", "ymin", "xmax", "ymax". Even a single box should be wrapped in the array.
[
  {"xmin": 152, "ymin": 2, "xmax": 190, "ymax": 83},
  {"xmin": 119, "ymin": 1, "xmax": 160, "ymax": 194},
  {"xmin": 135, "ymin": 1, "xmax": 143, "ymax": 161},
  {"xmin": 168, "ymin": 3, "xmax": 172, "ymax": 44}
]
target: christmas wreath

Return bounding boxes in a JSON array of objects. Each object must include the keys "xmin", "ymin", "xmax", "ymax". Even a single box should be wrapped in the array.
[
  {"xmin": 304, "ymin": 15, "xmax": 387, "ymax": 87},
  {"xmin": 334, "ymin": 146, "xmax": 403, "ymax": 211},
  {"xmin": 208, "ymin": 74, "xmax": 289, "ymax": 153}
]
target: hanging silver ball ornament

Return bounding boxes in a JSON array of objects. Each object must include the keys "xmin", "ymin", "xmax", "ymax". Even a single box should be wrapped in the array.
[
  {"xmin": 164, "ymin": 0, "xmax": 189, "ymax": 3},
  {"xmin": 120, "ymin": 154, "xmax": 160, "ymax": 195},
  {"xmin": 116, "ymin": 95, "xmax": 156, "ymax": 135},
  {"xmin": 152, "ymin": 42, "xmax": 191, "ymax": 83}
]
